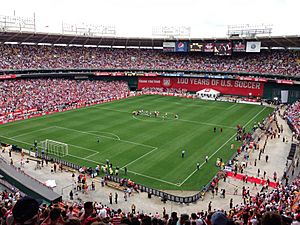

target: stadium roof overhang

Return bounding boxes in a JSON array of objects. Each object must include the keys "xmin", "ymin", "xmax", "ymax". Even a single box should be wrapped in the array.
[{"xmin": 0, "ymin": 31, "xmax": 299, "ymax": 48}]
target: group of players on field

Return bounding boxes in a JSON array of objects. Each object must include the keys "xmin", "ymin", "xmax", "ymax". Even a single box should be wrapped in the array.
[{"xmin": 132, "ymin": 109, "xmax": 178, "ymax": 120}]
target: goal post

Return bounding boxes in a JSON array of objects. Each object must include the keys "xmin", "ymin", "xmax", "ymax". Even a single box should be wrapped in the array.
[{"xmin": 40, "ymin": 139, "xmax": 68, "ymax": 157}]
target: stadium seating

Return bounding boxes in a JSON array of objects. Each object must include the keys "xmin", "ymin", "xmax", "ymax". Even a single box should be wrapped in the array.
[
  {"xmin": 0, "ymin": 79, "xmax": 128, "ymax": 120},
  {"xmin": 0, "ymin": 45, "xmax": 299, "ymax": 77},
  {"xmin": 1, "ymin": 172, "xmax": 300, "ymax": 225},
  {"xmin": 285, "ymin": 101, "xmax": 300, "ymax": 138}
]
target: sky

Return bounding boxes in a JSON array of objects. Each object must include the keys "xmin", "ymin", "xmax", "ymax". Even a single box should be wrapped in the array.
[{"xmin": 0, "ymin": 0, "xmax": 299, "ymax": 38}]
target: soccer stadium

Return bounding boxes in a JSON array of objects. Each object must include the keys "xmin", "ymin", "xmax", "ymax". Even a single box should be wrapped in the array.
[{"xmin": 0, "ymin": 1, "xmax": 300, "ymax": 225}]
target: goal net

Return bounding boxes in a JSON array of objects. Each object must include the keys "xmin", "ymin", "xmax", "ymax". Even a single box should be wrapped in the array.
[{"xmin": 40, "ymin": 139, "xmax": 68, "ymax": 157}]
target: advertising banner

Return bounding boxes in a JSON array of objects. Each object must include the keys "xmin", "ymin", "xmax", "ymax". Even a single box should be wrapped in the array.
[
  {"xmin": 175, "ymin": 41, "xmax": 188, "ymax": 52},
  {"xmin": 189, "ymin": 42, "xmax": 204, "ymax": 52},
  {"xmin": 232, "ymin": 41, "xmax": 246, "ymax": 52},
  {"xmin": 138, "ymin": 77, "xmax": 264, "ymax": 96},
  {"xmin": 163, "ymin": 42, "xmax": 175, "ymax": 52},
  {"xmin": 276, "ymin": 80, "xmax": 294, "ymax": 85},
  {"xmin": 214, "ymin": 42, "xmax": 232, "ymax": 55},
  {"xmin": 204, "ymin": 43, "xmax": 214, "ymax": 52},
  {"xmin": 0, "ymin": 74, "xmax": 17, "ymax": 80},
  {"xmin": 246, "ymin": 41, "xmax": 261, "ymax": 52},
  {"xmin": 237, "ymin": 76, "xmax": 267, "ymax": 82}
]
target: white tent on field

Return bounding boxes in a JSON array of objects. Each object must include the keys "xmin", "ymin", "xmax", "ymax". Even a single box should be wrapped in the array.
[{"xmin": 196, "ymin": 88, "xmax": 220, "ymax": 99}]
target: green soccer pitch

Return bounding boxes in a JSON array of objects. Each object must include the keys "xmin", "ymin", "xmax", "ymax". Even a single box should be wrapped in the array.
[{"xmin": 0, "ymin": 95, "xmax": 273, "ymax": 190}]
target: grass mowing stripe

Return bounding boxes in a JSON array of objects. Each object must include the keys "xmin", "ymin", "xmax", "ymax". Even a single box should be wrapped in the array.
[
  {"xmin": 226, "ymin": 103, "xmax": 238, "ymax": 110},
  {"xmin": 121, "ymin": 147, "xmax": 158, "ymax": 169},
  {"xmin": 0, "ymin": 96, "xmax": 273, "ymax": 190},
  {"xmin": 178, "ymin": 118, "xmax": 236, "ymax": 129},
  {"xmin": 179, "ymin": 132, "xmax": 236, "ymax": 186},
  {"xmin": 0, "ymin": 134, "xmax": 99, "ymax": 154},
  {"xmin": 66, "ymin": 152, "xmax": 180, "ymax": 187},
  {"xmin": 100, "ymin": 107, "xmax": 236, "ymax": 129},
  {"xmin": 83, "ymin": 152, "xmax": 99, "ymax": 159},
  {"xmin": 10, "ymin": 126, "xmax": 56, "ymax": 139},
  {"xmin": 179, "ymin": 106, "xmax": 267, "ymax": 186},
  {"xmin": 54, "ymin": 126, "xmax": 157, "ymax": 149}
]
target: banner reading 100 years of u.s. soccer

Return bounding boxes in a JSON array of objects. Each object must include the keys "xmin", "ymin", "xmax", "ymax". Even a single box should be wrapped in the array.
[{"xmin": 138, "ymin": 77, "xmax": 265, "ymax": 96}]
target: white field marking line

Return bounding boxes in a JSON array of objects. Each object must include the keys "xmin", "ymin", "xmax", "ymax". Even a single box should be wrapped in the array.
[
  {"xmin": 67, "ymin": 153, "xmax": 101, "ymax": 164},
  {"xmin": 97, "ymin": 107, "xmax": 128, "ymax": 114},
  {"xmin": 101, "ymin": 107, "xmax": 235, "ymax": 129},
  {"xmin": 87, "ymin": 131, "xmax": 121, "ymax": 140},
  {"xmin": 0, "ymin": 135, "xmax": 38, "ymax": 147},
  {"xmin": 84, "ymin": 152, "xmax": 99, "ymax": 159},
  {"xmin": 179, "ymin": 106, "xmax": 267, "ymax": 186},
  {"xmin": 53, "ymin": 126, "xmax": 156, "ymax": 149},
  {"xmin": 132, "ymin": 115, "xmax": 171, "ymax": 123},
  {"xmin": 67, "ymin": 152, "xmax": 180, "ymax": 187},
  {"xmin": 226, "ymin": 103, "xmax": 237, "ymax": 111},
  {"xmin": 10, "ymin": 126, "xmax": 56, "ymax": 139},
  {"xmin": 0, "ymin": 134, "xmax": 98, "ymax": 154},
  {"xmin": 1, "ymin": 133, "xmax": 176, "ymax": 186},
  {"xmin": 128, "ymin": 169, "xmax": 180, "ymax": 187},
  {"xmin": 242, "ymin": 106, "xmax": 267, "ymax": 129},
  {"xmin": 121, "ymin": 147, "xmax": 158, "ymax": 169},
  {"xmin": 178, "ymin": 118, "xmax": 236, "ymax": 129}
]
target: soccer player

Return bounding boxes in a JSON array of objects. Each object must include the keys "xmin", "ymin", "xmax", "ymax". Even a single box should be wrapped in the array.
[
  {"xmin": 197, "ymin": 162, "xmax": 200, "ymax": 170},
  {"xmin": 214, "ymin": 127, "xmax": 216, "ymax": 132},
  {"xmin": 181, "ymin": 150, "xmax": 185, "ymax": 158},
  {"xmin": 97, "ymin": 137, "xmax": 100, "ymax": 143},
  {"xmin": 205, "ymin": 155, "xmax": 209, "ymax": 163}
]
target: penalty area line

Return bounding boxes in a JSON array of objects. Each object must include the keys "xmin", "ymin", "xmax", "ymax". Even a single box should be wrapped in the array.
[{"xmin": 67, "ymin": 153, "xmax": 180, "ymax": 187}]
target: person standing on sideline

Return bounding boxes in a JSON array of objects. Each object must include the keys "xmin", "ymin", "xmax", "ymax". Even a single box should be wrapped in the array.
[
  {"xmin": 115, "ymin": 192, "xmax": 118, "ymax": 204},
  {"xmin": 229, "ymin": 198, "xmax": 233, "ymax": 209},
  {"xmin": 181, "ymin": 150, "xmax": 185, "ymax": 158},
  {"xmin": 205, "ymin": 156, "xmax": 209, "ymax": 163},
  {"xmin": 196, "ymin": 162, "xmax": 200, "ymax": 170},
  {"xmin": 131, "ymin": 204, "xmax": 136, "ymax": 214},
  {"xmin": 266, "ymin": 155, "xmax": 269, "ymax": 163},
  {"xmin": 124, "ymin": 167, "xmax": 127, "ymax": 175},
  {"xmin": 208, "ymin": 201, "xmax": 212, "ymax": 212},
  {"xmin": 69, "ymin": 190, "xmax": 73, "ymax": 200},
  {"xmin": 109, "ymin": 193, "xmax": 113, "ymax": 204}
]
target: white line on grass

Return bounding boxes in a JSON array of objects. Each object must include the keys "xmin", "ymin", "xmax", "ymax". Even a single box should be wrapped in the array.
[
  {"xmin": 67, "ymin": 153, "xmax": 180, "ymax": 187},
  {"xmin": 101, "ymin": 107, "xmax": 235, "ymax": 129},
  {"xmin": 226, "ymin": 103, "xmax": 237, "ymax": 111},
  {"xmin": 121, "ymin": 147, "xmax": 158, "ymax": 169},
  {"xmin": 179, "ymin": 132, "xmax": 237, "ymax": 186},
  {"xmin": 87, "ymin": 131, "xmax": 121, "ymax": 140},
  {"xmin": 10, "ymin": 126, "xmax": 56, "ymax": 139},
  {"xmin": 0, "ymin": 134, "xmax": 98, "ymax": 154},
  {"xmin": 54, "ymin": 126, "xmax": 156, "ymax": 149},
  {"xmin": 84, "ymin": 152, "xmax": 99, "ymax": 159},
  {"xmin": 128, "ymin": 169, "xmax": 180, "ymax": 187},
  {"xmin": 0, "ymin": 135, "xmax": 37, "ymax": 148},
  {"xmin": 179, "ymin": 106, "xmax": 267, "ymax": 186},
  {"xmin": 178, "ymin": 119, "xmax": 236, "ymax": 129}
]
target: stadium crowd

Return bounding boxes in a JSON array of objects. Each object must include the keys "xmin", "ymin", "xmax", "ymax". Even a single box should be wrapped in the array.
[
  {"xmin": 0, "ymin": 45, "xmax": 299, "ymax": 77},
  {"xmin": 0, "ymin": 79, "xmax": 128, "ymax": 120},
  {"xmin": 284, "ymin": 101, "xmax": 300, "ymax": 139},
  {"xmin": 1, "ymin": 171, "xmax": 300, "ymax": 225}
]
